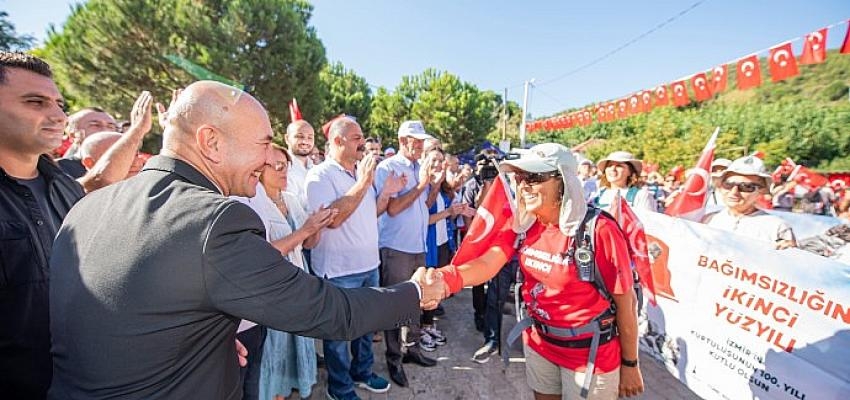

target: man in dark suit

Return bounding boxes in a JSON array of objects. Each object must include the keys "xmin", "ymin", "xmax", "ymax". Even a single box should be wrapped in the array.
[{"xmin": 49, "ymin": 80, "xmax": 444, "ymax": 399}]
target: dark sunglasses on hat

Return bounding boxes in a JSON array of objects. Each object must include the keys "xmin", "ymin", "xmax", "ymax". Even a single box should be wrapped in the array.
[
  {"xmin": 513, "ymin": 171, "xmax": 561, "ymax": 185},
  {"xmin": 720, "ymin": 180, "xmax": 763, "ymax": 193}
]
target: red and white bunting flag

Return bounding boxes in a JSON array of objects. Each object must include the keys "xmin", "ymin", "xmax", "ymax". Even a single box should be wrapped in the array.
[
  {"xmin": 628, "ymin": 94, "xmax": 642, "ymax": 114},
  {"xmin": 451, "ymin": 174, "xmax": 516, "ymax": 266},
  {"xmin": 654, "ymin": 85, "xmax": 669, "ymax": 106},
  {"xmin": 800, "ymin": 28, "xmax": 828, "ymax": 64},
  {"xmin": 595, "ymin": 105, "xmax": 606, "ymax": 123},
  {"xmin": 736, "ymin": 55, "xmax": 762, "ymax": 90},
  {"xmin": 640, "ymin": 90, "xmax": 654, "ymax": 113},
  {"xmin": 690, "ymin": 73, "xmax": 712, "ymax": 102},
  {"xmin": 583, "ymin": 109, "xmax": 593, "ymax": 126},
  {"xmin": 606, "ymin": 103, "xmax": 616, "ymax": 121},
  {"xmin": 842, "ymin": 20, "xmax": 850, "ymax": 54},
  {"xmin": 617, "ymin": 99, "xmax": 629, "ymax": 118},
  {"xmin": 709, "ymin": 65, "xmax": 728, "ymax": 94},
  {"xmin": 665, "ymin": 127, "xmax": 720, "ymax": 222},
  {"xmin": 769, "ymin": 42, "xmax": 800, "ymax": 82},
  {"xmin": 611, "ymin": 191, "xmax": 658, "ymax": 306},
  {"xmin": 671, "ymin": 80, "xmax": 690, "ymax": 107}
]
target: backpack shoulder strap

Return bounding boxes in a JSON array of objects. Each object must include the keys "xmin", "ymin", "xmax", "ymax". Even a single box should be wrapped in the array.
[
  {"xmin": 574, "ymin": 206, "xmax": 616, "ymax": 307},
  {"xmin": 626, "ymin": 186, "xmax": 639, "ymax": 204}
]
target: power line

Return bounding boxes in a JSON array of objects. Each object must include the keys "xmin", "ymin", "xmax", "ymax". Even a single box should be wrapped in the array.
[{"xmin": 535, "ymin": 1, "xmax": 708, "ymax": 88}]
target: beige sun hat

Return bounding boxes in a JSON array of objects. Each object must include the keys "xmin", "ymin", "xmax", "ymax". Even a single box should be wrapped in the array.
[
  {"xmin": 500, "ymin": 143, "xmax": 587, "ymax": 236},
  {"xmin": 710, "ymin": 158, "xmax": 733, "ymax": 177},
  {"xmin": 719, "ymin": 155, "xmax": 772, "ymax": 188},
  {"xmin": 597, "ymin": 151, "xmax": 643, "ymax": 176}
]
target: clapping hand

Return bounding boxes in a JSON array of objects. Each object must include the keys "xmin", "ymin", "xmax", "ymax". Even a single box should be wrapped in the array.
[
  {"xmin": 358, "ymin": 152, "xmax": 378, "ymax": 184},
  {"xmin": 156, "ymin": 88, "xmax": 182, "ymax": 129},
  {"xmin": 303, "ymin": 206, "xmax": 338, "ymax": 234},
  {"xmin": 381, "ymin": 171, "xmax": 408, "ymax": 197},
  {"xmin": 127, "ymin": 91, "xmax": 154, "ymax": 136},
  {"xmin": 450, "ymin": 203, "xmax": 476, "ymax": 218},
  {"xmin": 410, "ymin": 267, "xmax": 446, "ymax": 310}
]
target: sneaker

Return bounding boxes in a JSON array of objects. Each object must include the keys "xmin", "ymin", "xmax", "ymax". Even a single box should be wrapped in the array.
[
  {"xmin": 419, "ymin": 332, "xmax": 437, "ymax": 352},
  {"xmin": 422, "ymin": 326, "xmax": 446, "ymax": 346},
  {"xmin": 354, "ymin": 373, "xmax": 391, "ymax": 394},
  {"xmin": 327, "ymin": 389, "xmax": 362, "ymax": 400},
  {"xmin": 471, "ymin": 341, "xmax": 499, "ymax": 364}
]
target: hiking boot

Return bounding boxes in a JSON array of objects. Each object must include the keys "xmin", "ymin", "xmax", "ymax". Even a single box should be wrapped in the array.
[{"xmin": 471, "ymin": 341, "xmax": 499, "ymax": 364}]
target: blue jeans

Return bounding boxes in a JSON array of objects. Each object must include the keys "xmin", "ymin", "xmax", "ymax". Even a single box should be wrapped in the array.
[
  {"xmin": 323, "ymin": 268, "xmax": 379, "ymax": 397},
  {"xmin": 483, "ymin": 259, "xmax": 518, "ymax": 345}
]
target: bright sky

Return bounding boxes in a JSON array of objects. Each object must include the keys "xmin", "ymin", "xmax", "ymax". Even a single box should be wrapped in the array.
[{"xmin": 5, "ymin": 0, "xmax": 850, "ymax": 118}]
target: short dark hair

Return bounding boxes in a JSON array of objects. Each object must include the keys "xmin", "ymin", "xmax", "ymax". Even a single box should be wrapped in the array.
[
  {"xmin": 0, "ymin": 51, "xmax": 53, "ymax": 85},
  {"xmin": 365, "ymin": 137, "xmax": 380, "ymax": 144}
]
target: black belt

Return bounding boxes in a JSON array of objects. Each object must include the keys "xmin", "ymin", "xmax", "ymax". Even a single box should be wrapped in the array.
[{"xmin": 534, "ymin": 320, "xmax": 618, "ymax": 348}]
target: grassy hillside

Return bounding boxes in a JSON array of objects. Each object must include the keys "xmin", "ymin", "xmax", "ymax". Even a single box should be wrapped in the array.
[{"xmin": 532, "ymin": 50, "xmax": 850, "ymax": 172}]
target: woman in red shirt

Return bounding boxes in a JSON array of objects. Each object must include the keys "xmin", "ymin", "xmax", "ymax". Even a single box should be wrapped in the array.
[{"xmin": 439, "ymin": 143, "xmax": 644, "ymax": 399}]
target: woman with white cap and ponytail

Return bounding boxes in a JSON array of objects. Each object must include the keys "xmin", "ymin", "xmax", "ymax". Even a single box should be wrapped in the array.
[
  {"xmin": 437, "ymin": 143, "xmax": 644, "ymax": 399},
  {"xmin": 593, "ymin": 151, "xmax": 657, "ymax": 213}
]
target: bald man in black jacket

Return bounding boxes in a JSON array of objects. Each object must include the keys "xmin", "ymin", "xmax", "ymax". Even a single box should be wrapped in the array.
[{"xmin": 49, "ymin": 81, "xmax": 443, "ymax": 399}]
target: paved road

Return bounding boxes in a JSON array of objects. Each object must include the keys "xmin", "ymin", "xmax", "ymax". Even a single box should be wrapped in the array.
[{"xmin": 294, "ymin": 288, "xmax": 702, "ymax": 399}]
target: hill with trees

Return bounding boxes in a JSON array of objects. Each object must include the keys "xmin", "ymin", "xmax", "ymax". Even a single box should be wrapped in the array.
[{"xmin": 527, "ymin": 50, "xmax": 850, "ymax": 172}]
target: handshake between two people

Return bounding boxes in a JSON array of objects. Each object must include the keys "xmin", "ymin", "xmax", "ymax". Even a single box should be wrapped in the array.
[{"xmin": 409, "ymin": 267, "xmax": 452, "ymax": 310}]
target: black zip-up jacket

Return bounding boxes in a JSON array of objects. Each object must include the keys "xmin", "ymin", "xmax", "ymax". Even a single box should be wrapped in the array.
[{"xmin": 0, "ymin": 155, "xmax": 84, "ymax": 398}]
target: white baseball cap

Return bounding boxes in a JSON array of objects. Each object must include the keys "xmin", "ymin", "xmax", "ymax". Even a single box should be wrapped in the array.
[
  {"xmin": 720, "ymin": 156, "xmax": 772, "ymax": 187},
  {"xmin": 397, "ymin": 120, "xmax": 433, "ymax": 140}
]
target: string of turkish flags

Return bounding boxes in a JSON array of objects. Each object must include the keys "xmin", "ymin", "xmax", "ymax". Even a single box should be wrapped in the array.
[{"xmin": 527, "ymin": 19, "xmax": 850, "ymax": 133}]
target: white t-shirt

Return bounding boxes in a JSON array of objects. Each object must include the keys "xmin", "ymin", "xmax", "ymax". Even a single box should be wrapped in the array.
[
  {"xmin": 596, "ymin": 186, "xmax": 658, "ymax": 213},
  {"xmin": 703, "ymin": 208, "xmax": 796, "ymax": 245},
  {"xmin": 285, "ymin": 151, "xmax": 314, "ymax": 208}
]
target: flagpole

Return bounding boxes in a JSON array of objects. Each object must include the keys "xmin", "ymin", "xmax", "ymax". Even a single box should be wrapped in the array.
[{"xmin": 519, "ymin": 78, "xmax": 535, "ymax": 148}]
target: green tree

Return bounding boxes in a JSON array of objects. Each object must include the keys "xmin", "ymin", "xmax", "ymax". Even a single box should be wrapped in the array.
[
  {"xmin": 0, "ymin": 11, "xmax": 34, "ymax": 51},
  {"xmin": 319, "ymin": 61, "xmax": 372, "ymax": 132},
  {"xmin": 369, "ymin": 69, "xmax": 500, "ymax": 153},
  {"xmin": 41, "ymin": 0, "xmax": 326, "ymax": 152}
]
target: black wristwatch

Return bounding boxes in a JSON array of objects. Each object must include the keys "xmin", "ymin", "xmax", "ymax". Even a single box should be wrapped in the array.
[{"xmin": 621, "ymin": 357, "xmax": 639, "ymax": 368}]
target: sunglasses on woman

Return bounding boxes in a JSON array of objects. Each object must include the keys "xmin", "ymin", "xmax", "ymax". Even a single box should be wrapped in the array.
[
  {"xmin": 720, "ymin": 180, "xmax": 763, "ymax": 193},
  {"xmin": 513, "ymin": 171, "xmax": 561, "ymax": 185}
]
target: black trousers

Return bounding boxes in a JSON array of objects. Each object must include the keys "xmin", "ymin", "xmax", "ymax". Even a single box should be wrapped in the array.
[{"xmin": 236, "ymin": 325, "xmax": 267, "ymax": 400}]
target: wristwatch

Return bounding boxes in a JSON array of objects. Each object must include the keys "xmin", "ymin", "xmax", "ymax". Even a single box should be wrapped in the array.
[{"xmin": 621, "ymin": 357, "xmax": 639, "ymax": 368}]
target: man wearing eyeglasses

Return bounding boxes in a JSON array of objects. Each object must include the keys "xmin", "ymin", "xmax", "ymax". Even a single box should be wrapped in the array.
[{"xmin": 702, "ymin": 156, "xmax": 797, "ymax": 250}]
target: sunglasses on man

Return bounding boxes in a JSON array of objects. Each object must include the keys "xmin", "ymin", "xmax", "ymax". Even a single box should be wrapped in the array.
[
  {"xmin": 512, "ymin": 171, "xmax": 561, "ymax": 185},
  {"xmin": 720, "ymin": 181, "xmax": 763, "ymax": 193}
]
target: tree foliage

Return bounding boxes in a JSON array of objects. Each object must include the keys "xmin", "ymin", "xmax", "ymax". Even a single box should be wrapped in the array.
[
  {"xmin": 532, "ymin": 50, "xmax": 850, "ymax": 172},
  {"xmin": 0, "ymin": 11, "xmax": 34, "ymax": 51},
  {"xmin": 319, "ymin": 61, "xmax": 372, "ymax": 131},
  {"xmin": 369, "ymin": 69, "xmax": 500, "ymax": 153},
  {"xmin": 41, "ymin": 0, "xmax": 326, "ymax": 152}
]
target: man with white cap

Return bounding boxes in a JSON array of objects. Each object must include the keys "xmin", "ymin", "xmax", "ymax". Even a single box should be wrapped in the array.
[
  {"xmin": 375, "ymin": 120, "xmax": 440, "ymax": 386},
  {"xmin": 702, "ymin": 155, "xmax": 797, "ymax": 249},
  {"xmin": 437, "ymin": 143, "xmax": 644, "ymax": 399}
]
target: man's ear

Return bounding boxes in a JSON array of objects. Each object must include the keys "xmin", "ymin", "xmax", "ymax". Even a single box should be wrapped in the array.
[
  {"xmin": 196, "ymin": 125, "xmax": 222, "ymax": 163},
  {"xmin": 81, "ymin": 156, "xmax": 95, "ymax": 170}
]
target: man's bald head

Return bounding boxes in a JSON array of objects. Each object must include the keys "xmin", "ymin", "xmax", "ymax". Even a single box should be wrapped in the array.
[
  {"xmin": 165, "ymin": 81, "xmax": 264, "ymax": 138},
  {"xmin": 285, "ymin": 120, "xmax": 315, "ymax": 157},
  {"xmin": 67, "ymin": 107, "xmax": 117, "ymax": 137},
  {"xmin": 80, "ymin": 131, "xmax": 121, "ymax": 162},
  {"xmin": 328, "ymin": 117, "xmax": 364, "ymax": 165},
  {"xmin": 160, "ymin": 81, "xmax": 275, "ymax": 197}
]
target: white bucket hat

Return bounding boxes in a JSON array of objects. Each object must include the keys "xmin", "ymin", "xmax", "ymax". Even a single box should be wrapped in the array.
[
  {"xmin": 710, "ymin": 158, "xmax": 733, "ymax": 177},
  {"xmin": 720, "ymin": 155, "xmax": 772, "ymax": 188},
  {"xmin": 597, "ymin": 151, "xmax": 643, "ymax": 176},
  {"xmin": 500, "ymin": 143, "xmax": 587, "ymax": 236},
  {"xmin": 397, "ymin": 120, "xmax": 434, "ymax": 140}
]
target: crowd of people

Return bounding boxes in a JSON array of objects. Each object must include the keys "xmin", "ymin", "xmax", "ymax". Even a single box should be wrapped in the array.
[{"xmin": 2, "ymin": 49, "xmax": 847, "ymax": 400}]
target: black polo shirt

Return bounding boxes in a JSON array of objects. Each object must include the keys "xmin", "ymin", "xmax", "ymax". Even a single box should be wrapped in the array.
[{"xmin": 0, "ymin": 155, "xmax": 85, "ymax": 398}]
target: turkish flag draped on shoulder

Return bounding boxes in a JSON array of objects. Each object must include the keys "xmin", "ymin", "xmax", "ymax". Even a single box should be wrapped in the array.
[
  {"xmin": 800, "ymin": 28, "xmax": 828, "ymax": 64},
  {"xmin": 451, "ymin": 174, "xmax": 517, "ymax": 266},
  {"xmin": 736, "ymin": 55, "xmax": 762, "ymax": 90},
  {"xmin": 665, "ymin": 127, "xmax": 720, "ymax": 222},
  {"xmin": 610, "ymin": 191, "xmax": 657, "ymax": 306},
  {"xmin": 841, "ymin": 20, "xmax": 850, "ymax": 54},
  {"xmin": 768, "ymin": 42, "xmax": 800, "ymax": 82}
]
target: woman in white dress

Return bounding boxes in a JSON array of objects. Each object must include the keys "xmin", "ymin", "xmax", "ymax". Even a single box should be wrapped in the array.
[{"xmin": 236, "ymin": 144, "xmax": 337, "ymax": 399}]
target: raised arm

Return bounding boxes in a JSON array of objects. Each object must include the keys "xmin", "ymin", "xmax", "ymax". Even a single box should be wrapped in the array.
[{"xmin": 78, "ymin": 91, "xmax": 153, "ymax": 192}]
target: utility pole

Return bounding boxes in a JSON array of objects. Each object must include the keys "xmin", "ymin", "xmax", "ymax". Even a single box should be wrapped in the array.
[
  {"xmin": 502, "ymin": 88, "xmax": 508, "ymax": 141},
  {"xmin": 519, "ymin": 79, "xmax": 535, "ymax": 148}
]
